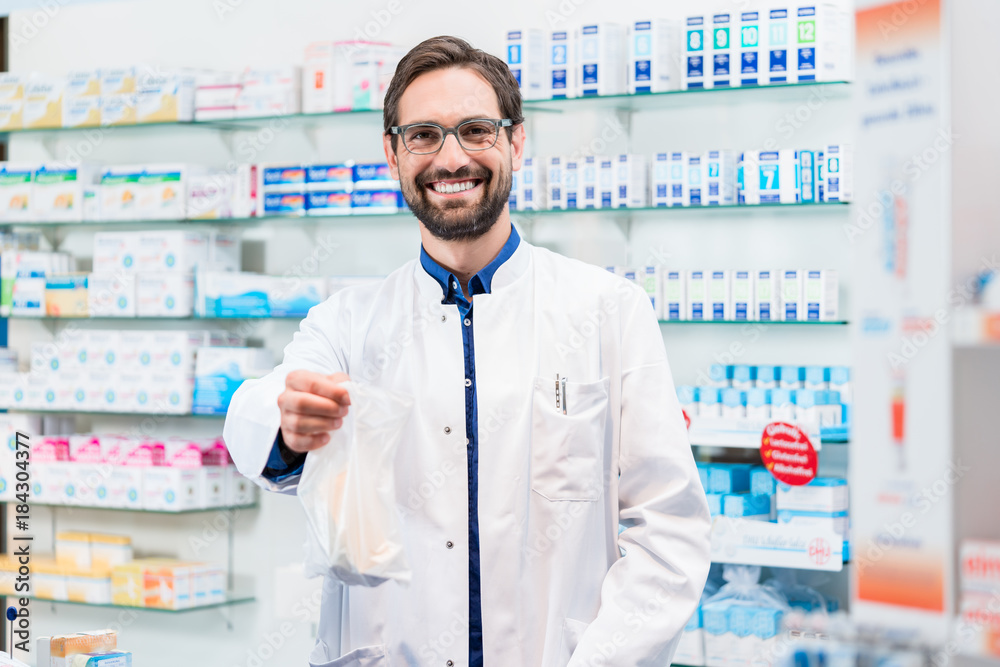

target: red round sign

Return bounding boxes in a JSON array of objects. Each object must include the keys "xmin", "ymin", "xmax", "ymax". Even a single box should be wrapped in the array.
[{"xmin": 760, "ymin": 422, "xmax": 818, "ymax": 486}]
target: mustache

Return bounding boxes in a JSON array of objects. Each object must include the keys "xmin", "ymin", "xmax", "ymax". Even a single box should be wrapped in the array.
[{"xmin": 415, "ymin": 165, "xmax": 492, "ymax": 187}]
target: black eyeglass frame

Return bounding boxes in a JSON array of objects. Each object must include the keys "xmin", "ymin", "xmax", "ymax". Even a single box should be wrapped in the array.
[{"xmin": 388, "ymin": 118, "xmax": 515, "ymax": 155}]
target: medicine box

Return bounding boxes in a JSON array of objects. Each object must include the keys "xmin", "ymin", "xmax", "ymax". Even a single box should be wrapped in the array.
[
  {"xmin": 99, "ymin": 166, "xmax": 142, "ymax": 221},
  {"xmin": 137, "ymin": 165, "xmax": 192, "ymax": 220},
  {"xmin": 548, "ymin": 30, "xmax": 577, "ymax": 99},
  {"xmin": 577, "ymin": 23, "xmax": 627, "ymax": 97},
  {"xmin": 705, "ymin": 150, "xmax": 737, "ymax": 206},
  {"xmin": 100, "ymin": 94, "xmax": 137, "ymax": 126},
  {"xmin": 580, "ymin": 156, "xmax": 598, "ymax": 209},
  {"xmin": 755, "ymin": 270, "xmax": 780, "ymax": 321},
  {"xmin": 652, "ymin": 153, "xmax": 670, "ymax": 207},
  {"xmin": 136, "ymin": 70, "xmax": 196, "ymax": 123},
  {"xmin": 193, "ymin": 346, "xmax": 274, "ymax": 415},
  {"xmin": 507, "ymin": 29, "xmax": 547, "ymax": 101},
  {"xmin": 824, "ymin": 144, "xmax": 853, "ymax": 202},
  {"xmin": 776, "ymin": 477, "xmax": 848, "ymax": 512},
  {"xmin": 666, "ymin": 152, "xmax": 687, "ymax": 207},
  {"xmin": 709, "ymin": 463, "xmax": 752, "ymax": 494},
  {"xmin": 709, "ymin": 270, "xmax": 730, "ymax": 321},
  {"xmin": 767, "ymin": 9, "xmax": 792, "ymax": 83},
  {"xmin": 724, "ymin": 493, "xmax": 771, "ymax": 520},
  {"xmin": 613, "ymin": 154, "xmax": 648, "ymax": 208},
  {"xmin": 143, "ymin": 467, "xmax": 201, "ymax": 511},
  {"xmin": 686, "ymin": 154, "xmax": 706, "ymax": 206},
  {"xmin": 518, "ymin": 157, "xmax": 546, "ymax": 211},
  {"xmin": 776, "ymin": 509, "xmax": 849, "ymax": 537},
  {"xmin": 780, "ymin": 269, "xmax": 805, "ymax": 321},
  {"xmin": 629, "ymin": 19, "xmax": 680, "ymax": 94},
  {"xmin": 757, "ymin": 150, "xmax": 799, "ymax": 204},
  {"xmin": 722, "ymin": 271, "xmax": 751, "ymax": 322},
  {"xmin": 195, "ymin": 71, "xmax": 241, "ymax": 121},
  {"xmin": 663, "ymin": 270, "xmax": 686, "ymax": 321},
  {"xmin": 711, "ymin": 13, "xmax": 736, "ymax": 88},
  {"xmin": 805, "ymin": 269, "xmax": 838, "ymax": 321},
  {"xmin": 136, "ymin": 273, "xmax": 195, "ymax": 317},
  {"xmin": 24, "ymin": 75, "xmax": 64, "ymax": 129},
  {"xmin": 739, "ymin": 11, "xmax": 763, "ymax": 86},
  {"xmin": 0, "ymin": 163, "xmax": 35, "ymax": 222},
  {"xmin": 687, "ymin": 270, "xmax": 708, "ymax": 321},
  {"xmin": 563, "ymin": 160, "xmax": 579, "ymax": 209},
  {"xmin": 794, "ymin": 4, "xmax": 852, "ymax": 83},
  {"xmin": 34, "ymin": 164, "xmax": 98, "ymax": 222},
  {"xmin": 683, "ymin": 15, "xmax": 710, "ymax": 89}
]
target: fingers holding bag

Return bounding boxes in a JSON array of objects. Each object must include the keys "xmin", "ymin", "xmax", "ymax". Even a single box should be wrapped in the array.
[{"xmin": 279, "ymin": 370, "xmax": 353, "ymax": 452}]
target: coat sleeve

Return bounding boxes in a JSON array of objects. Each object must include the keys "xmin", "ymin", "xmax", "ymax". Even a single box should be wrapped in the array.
[
  {"xmin": 568, "ymin": 288, "xmax": 712, "ymax": 667},
  {"xmin": 223, "ymin": 298, "xmax": 349, "ymax": 494}
]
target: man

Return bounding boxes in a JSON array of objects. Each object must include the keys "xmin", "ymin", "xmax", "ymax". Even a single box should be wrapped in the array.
[{"xmin": 224, "ymin": 35, "xmax": 711, "ymax": 667}]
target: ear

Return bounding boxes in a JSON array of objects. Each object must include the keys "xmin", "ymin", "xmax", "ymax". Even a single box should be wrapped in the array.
[
  {"xmin": 383, "ymin": 132, "xmax": 400, "ymax": 180},
  {"xmin": 510, "ymin": 123, "xmax": 526, "ymax": 172}
]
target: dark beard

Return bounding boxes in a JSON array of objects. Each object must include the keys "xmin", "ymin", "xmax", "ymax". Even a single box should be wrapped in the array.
[{"xmin": 401, "ymin": 163, "xmax": 512, "ymax": 242}]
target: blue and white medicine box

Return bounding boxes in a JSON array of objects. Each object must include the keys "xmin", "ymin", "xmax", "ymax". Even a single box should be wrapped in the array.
[
  {"xmin": 193, "ymin": 346, "xmax": 274, "ymax": 415},
  {"xmin": 352, "ymin": 164, "xmax": 398, "ymax": 191},
  {"xmin": 306, "ymin": 164, "xmax": 354, "ymax": 192},
  {"xmin": 351, "ymin": 190, "xmax": 398, "ymax": 214},
  {"xmin": 708, "ymin": 463, "xmax": 752, "ymax": 494},
  {"xmin": 776, "ymin": 477, "xmax": 848, "ymax": 513},
  {"xmin": 723, "ymin": 492, "xmax": 771, "ymax": 519},
  {"xmin": 306, "ymin": 191, "xmax": 352, "ymax": 216},
  {"xmin": 750, "ymin": 466, "xmax": 776, "ymax": 496},
  {"xmin": 683, "ymin": 15, "xmax": 709, "ymax": 89}
]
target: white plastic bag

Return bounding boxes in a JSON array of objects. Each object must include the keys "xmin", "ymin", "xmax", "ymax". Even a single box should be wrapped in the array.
[{"xmin": 297, "ymin": 381, "xmax": 414, "ymax": 587}]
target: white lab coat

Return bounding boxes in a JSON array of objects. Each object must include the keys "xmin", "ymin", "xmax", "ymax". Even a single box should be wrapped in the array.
[{"xmin": 224, "ymin": 239, "xmax": 711, "ymax": 667}]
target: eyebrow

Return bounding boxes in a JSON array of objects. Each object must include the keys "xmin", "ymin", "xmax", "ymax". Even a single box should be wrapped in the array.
[{"xmin": 398, "ymin": 115, "xmax": 499, "ymax": 126}]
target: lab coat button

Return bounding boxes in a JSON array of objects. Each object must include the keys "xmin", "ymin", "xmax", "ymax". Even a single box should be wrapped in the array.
[
  {"xmin": 444, "ymin": 426, "xmax": 452, "ymax": 434},
  {"xmin": 447, "ymin": 662, "xmax": 454, "ymax": 666},
  {"xmin": 464, "ymin": 378, "xmax": 472, "ymax": 387},
  {"xmin": 446, "ymin": 541, "xmax": 454, "ymax": 549},
  {"xmin": 441, "ymin": 315, "xmax": 447, "ymax": 322},
  {"xmin": 463, "ymin": 318, "xmax": 471, "ymax": 326}
]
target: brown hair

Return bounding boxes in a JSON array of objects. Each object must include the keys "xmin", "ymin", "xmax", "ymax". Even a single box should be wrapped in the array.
[{"xmin": 383, "ymin": 35, "xmax": 524, "ymax": 152}]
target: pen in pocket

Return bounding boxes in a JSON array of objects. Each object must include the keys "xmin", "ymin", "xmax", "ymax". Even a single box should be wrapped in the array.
[{"xmin": 560, "ymin": 376, "xmax": 567, "ymax": 415}]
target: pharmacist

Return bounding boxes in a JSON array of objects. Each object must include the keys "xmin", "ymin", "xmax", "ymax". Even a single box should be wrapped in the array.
[{"xmin": 224, "ymin": 36, "xmax": 710, "ymax": 667}]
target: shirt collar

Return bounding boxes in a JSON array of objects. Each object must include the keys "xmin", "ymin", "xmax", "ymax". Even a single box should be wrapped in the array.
[{"xmin": 419, "ymin": 224, "xmax": 521, "ymax": 302}]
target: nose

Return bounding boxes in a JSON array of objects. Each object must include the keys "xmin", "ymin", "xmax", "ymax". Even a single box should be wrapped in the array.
[{"xmin": 431, "ymin": 132, "xmax": 473, "ymax": 174}]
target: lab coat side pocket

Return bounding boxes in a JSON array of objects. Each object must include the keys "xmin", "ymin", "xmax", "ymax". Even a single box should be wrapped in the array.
[
  {"xmin": 530, "ymin": 376, "xmax": 610, "ymax": 502},
  {"xmin": 308, "ymin": 643, "xmax": 387, "ymax": 667}
]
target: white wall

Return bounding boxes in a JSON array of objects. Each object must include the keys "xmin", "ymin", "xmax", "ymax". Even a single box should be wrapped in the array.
[{"xmin": 7, "ymin": 0, "xmax": 855, "ymax": 665}]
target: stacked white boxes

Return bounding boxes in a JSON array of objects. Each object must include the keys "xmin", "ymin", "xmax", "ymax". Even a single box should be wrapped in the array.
[
  {"xmin": 548, "ymin": 30, "xmax": 577, "ymax": 99},
  {"xmin": 628, "ymin": 20, "xmax": 680, "ymax": 94}
]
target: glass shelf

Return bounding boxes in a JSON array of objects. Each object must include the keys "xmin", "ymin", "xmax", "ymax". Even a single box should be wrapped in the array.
[
  {"xmin": 659, "ymin": 320, "xmax": 849, "ymax": 326},
  {"xmin": 26, "ymin": 502, "xmax": 257, "ymax": 514},
  {"xmin": 6, "ymin": 408, "xmax": 223, "ymax": 418},
  {"xmin": 8, "ymin": 315, "xmax": 305, "ymax": 322},
  {"xmin": 522, "ymin": 80, "xmax": 852, "ymax": 113},
  {"xmin": 18, "ymin": 592, "xmax": 256, "ymax": 612},
  {"xmin": 0, "ymin": 81, "xmax": 852, "ymax": 139},
  {"xmin": 0, "ymin": 201, "xmax": 849, "ymax": 230}
]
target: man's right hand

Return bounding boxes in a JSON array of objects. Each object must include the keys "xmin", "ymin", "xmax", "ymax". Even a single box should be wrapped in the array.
[{"xmin": 277, "ymin": 370, "xmax": 352, "ymax": 453}]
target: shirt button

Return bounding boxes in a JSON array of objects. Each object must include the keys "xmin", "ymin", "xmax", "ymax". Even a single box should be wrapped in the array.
[
  {"xmin": 447, "ymin": 662, "xmax": 455, "ymax": 667},
  {"xmin": 465, "ymin": 378, "xmax": 472, "ymax": 387},
  {"xmin": 443, "ymin": 426, "xmax": 451, "ymax": 434},
  {"xmin": 446, "ymin": 541, "xmax": 454, "ymax": 549},
  {"xmin": 463, "ymin": 318, "xmax": 471, "ymax": 326}
]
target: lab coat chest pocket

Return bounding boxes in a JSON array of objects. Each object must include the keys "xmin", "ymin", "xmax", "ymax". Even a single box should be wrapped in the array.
[{"xmin": 530, "ymin": 376, "xmax": 610, "ymax": 501}]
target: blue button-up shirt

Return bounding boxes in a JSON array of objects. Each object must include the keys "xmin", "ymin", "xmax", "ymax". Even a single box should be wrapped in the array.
[{"xmin": 264, "ymin": 225, "xmax": 521, "ymax": 667}]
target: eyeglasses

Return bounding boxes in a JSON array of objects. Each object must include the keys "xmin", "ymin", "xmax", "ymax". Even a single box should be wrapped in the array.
[{"xmin": 389, "ymin": 118, "xmax": 514, "ymax": 155}]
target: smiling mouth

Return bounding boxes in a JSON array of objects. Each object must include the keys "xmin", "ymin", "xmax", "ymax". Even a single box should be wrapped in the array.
[{"xmin": 427, "ymin": 178, "xmax": 483, "ymax": 195}]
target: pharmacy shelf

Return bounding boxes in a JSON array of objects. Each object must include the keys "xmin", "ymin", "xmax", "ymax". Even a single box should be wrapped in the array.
[
  {"xmin": 10, "ymin": 315, "xmax": 307, "ymax": 322},
  {"xmin": 0, "ymin": 81, "xmax": 852, "ymax": 139},
  {"xmin": 22, "ymin": 592, "xmax": 256, "ymax": 612},
  {"xmin": 6, "ymin": 408, "xmax": 222, "ymax": 418},
  {"xmin": 521, "ymin": 80, "xmax": 852, "ymax": 114},
  {"xmin": 31, "ymin": 501, "xmax": 257, "ymax": 514},
  {"xmin": 688, "ymin": 416, "xmax": 845, "ymax": 450},
  {"xmin": 709, "ymin": 516, "xmax": 846, "ymax": 572},
  {"xmin": 0, "ymin": 201, "xmax": 851, "ymax": 231},
  {"xmin": 658, "ymin": 320, "xmax": 849, "ymax": 326}
]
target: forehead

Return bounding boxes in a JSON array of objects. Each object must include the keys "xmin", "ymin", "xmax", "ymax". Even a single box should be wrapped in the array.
[{"xmin": 397, "ymin": 66, "xmax": 502, "ymax": 125}]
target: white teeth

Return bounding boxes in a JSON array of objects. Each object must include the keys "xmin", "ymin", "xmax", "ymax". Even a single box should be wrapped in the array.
[{"xmin": 433, "ymin": 180, "xmax": 476, "ymax": 194}]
